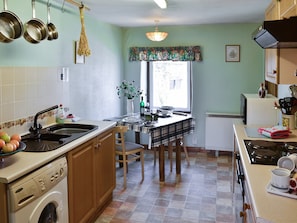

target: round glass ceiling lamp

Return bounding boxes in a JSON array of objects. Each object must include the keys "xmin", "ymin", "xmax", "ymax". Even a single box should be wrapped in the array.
[{"xmin": 146, "ymin": 21, "xmax": 168, "ymax": 41}]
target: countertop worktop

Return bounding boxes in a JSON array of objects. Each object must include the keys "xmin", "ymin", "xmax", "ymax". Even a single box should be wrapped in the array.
[
  {"xmin": 234, "ymin": 123, "xmax": 297, "ymax": 223},
  {"xmin": 0, "ymin": 120, "xmax": 116, "ymax": 184}
]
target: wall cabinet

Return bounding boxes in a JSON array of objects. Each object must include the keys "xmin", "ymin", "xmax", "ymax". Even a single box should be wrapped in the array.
[
  {"xmin": 280, "ymin": 0, "xmax": 297, "ymax": 19},
  {"xmin": 67, "ymin": 128, "xmax": 115, "ymax": 223},
  {"xmin": 265, "ymin": 0, "xmax": 280, "ymax": 20},
  {"xmin": 265, "ymin": 0, "xmax": 297, "ymax": 91}
]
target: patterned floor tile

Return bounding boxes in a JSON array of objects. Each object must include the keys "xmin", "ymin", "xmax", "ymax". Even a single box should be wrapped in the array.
[{"xmin": 97, "ymin": 150, "xmax": 240, "ymax": 223}]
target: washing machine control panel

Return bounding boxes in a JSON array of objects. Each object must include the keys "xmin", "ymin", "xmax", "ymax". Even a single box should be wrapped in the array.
[{"xmin": 8, "ymin": 156, "xmax": 67, "ymax": 212}]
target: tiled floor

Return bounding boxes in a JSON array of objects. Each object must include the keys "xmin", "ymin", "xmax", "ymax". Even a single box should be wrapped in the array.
[{"xmin": 96, "ymin": 149, "xmax": 241, "ymax": 223}]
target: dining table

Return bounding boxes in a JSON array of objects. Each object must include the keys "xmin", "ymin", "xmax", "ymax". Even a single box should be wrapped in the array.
[{"xmin": 105, "ymin": 113, "xmax": 195, "ymax": 183}]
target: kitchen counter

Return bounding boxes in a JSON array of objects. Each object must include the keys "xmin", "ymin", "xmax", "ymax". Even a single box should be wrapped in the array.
[
  {"xmin": 234, "ymin": 122, "xmax": 297, "ymax": 223},
  {"xmin": 0, "ymin": 120, "xmax": 116, "ymax": 184}
]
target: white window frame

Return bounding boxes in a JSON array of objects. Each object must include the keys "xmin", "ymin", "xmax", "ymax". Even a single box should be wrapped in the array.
[{"xmin": 140, "ymin": 61, "xmax": 193, "ymax": 113}]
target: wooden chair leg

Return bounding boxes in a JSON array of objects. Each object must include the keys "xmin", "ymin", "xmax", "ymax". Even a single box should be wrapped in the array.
[
  {"xmin": 181, "ymin": 137, "xmax": 190, "ymax": 166},
  {"xmin": 153, "ymin": 147, "xmax": 157, "ymax": 166},
  {"xmin": 183, "ymin": 145, "xmax": 190, "ymax": 166},
  {"xmin": 123, "ymin": 158, "xmax": 127, "ymax": 189},
  {"xmin": 141, "ymin": 151, "xmax": 144, "ymax": 183}
]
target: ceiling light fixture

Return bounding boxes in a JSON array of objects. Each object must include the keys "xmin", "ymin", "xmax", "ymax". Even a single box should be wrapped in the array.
[
  {"xmin": 154, "ymin": 0, "xmax": 167, "ymax": 9},
  {"xmin": 146, "ymin": 20, "xmax": 168, "ymax": 42}
]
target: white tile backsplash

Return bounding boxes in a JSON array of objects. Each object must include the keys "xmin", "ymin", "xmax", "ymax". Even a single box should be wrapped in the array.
[{"xmin": 0, "ymin": 67, "xmax": 69, "ymax": 135}]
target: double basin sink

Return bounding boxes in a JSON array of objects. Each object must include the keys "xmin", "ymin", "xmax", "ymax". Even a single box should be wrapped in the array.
[{"xmin": 22, "ymin": 123, "xmax": 98, "ymax": 152}]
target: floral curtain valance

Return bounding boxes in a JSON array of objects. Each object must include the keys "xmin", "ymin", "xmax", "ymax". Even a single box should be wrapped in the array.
[{"xmin": 129, "ymin": 46, "xmax": 202, "ymax": 62}]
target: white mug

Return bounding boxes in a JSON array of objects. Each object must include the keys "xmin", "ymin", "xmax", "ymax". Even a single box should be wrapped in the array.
[
  {"xmin": 288, "ymin": 153, "xmax": 297, "ymax": 170},
  {"xmin": 277, "ymin": 156, "xmax": 295, "ymax": 172},
  {"xmin": 271, "ymin": 168, "xmax": 291, "ymax": 189}
]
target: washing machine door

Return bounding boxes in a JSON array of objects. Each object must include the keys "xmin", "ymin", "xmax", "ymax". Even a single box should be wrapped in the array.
[
  {"xmin": 29, "ymin": 191, "xmax": 68, "ymax": 223},
  {"xmin": 38, "ymin": 202, "xmax": 58, "ymax": 223}
]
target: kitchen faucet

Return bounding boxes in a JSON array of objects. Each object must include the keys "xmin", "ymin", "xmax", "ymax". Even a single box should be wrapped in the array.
[{"xmin": 29, "ymin": 105, "xmax": 59, "ymax": 136}]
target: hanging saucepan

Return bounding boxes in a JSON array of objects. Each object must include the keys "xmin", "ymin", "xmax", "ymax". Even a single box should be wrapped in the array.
[
  {"xmin": 0, "ymin": 0, "xmax": 23, "ymax": 43},
  {"xmin": 46, "ymin": 2, "xmax": 58, "ymax": 40},
  {"xmin": 23, "ymin": 0, "xmax": 48, "ymax": 44}
]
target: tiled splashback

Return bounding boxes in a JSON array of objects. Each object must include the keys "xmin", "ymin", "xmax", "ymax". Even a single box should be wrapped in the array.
[{"xmin": 0, "ymin": 67, "xmax": 69, "ymax": 135}]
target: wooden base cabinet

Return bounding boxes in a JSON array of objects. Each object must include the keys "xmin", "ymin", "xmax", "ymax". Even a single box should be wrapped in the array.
[{"xmin": 67, "ymin": 128, "xmax": 115, "ymax": 223}]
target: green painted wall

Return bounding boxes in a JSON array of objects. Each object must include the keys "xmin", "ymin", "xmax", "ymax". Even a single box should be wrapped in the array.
[
  {"xmin": 0, "ymin": 0, "xmax": 266, "ymax": 147},
  {"xmin": 0, "ymin": 0, "xmax": 124, "ymax": 121},
  {"xmin": 123, "ymin": 24, "xmax": 265, "ymax": 146}
]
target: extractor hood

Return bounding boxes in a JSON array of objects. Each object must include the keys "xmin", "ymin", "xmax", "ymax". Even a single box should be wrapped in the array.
[{"xmin": 252, "ymin": 16, "xmax": 297, "ymax": 49}]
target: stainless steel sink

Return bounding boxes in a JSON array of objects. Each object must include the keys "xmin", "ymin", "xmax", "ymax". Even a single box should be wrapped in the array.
[
  {"xmin": 22, "ymin": 123, "xmax": 98, "ymax": 152},
  {"xmin": 46, "ymin": 123, "xmax": 97, "ymax": 134},
  {"xmin": 51, "ymin": 128, "xmax": 89, "ymax": 134}
]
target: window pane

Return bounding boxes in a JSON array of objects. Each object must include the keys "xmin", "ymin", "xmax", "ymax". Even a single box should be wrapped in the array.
[{"xmin": 149, "ymin": 61, "xmax": 191, "ymax": 112}]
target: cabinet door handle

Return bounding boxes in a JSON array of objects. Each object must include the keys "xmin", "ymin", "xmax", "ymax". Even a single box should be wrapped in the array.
[
  {"xmin": 244, "ymin": 203, "xmax": 251, "ymax": 210},
  {"xmin": 240, "ymin": 211, "xmax": 246, "ymax": 217},
  {"xmin": 273, "ymin": 69, "xmax": 277, "ymax": 74}
]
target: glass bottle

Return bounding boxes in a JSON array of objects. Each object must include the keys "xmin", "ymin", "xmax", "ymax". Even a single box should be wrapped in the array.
[
  {"xmin": 140, "ymin": 96, "xmax": 145, "ymax": 117},
  {"xmin": 258, "ymin": 82, "xmax": 266, "ymax": 98}
]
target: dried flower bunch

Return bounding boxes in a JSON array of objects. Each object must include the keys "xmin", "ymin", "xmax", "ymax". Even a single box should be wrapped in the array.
[{"xmin": 116, "ymin": 80, "xmax": 142, "ymax": 99}]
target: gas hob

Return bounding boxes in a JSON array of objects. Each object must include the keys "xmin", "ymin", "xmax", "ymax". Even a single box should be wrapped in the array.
[{"xmin": 244, "ymin": 140, "xmax": 297, "ymax": 165}]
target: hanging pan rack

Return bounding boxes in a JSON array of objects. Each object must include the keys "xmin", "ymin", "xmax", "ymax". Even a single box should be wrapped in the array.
[{"xmin": 62, "ymin": 0, "xmax": 90, "ymax": 11}]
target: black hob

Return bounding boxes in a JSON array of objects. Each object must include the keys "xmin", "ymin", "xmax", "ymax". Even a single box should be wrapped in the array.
[{"xmin": 244, "ymin": 140, "xmax": 297, "ymax": 165}]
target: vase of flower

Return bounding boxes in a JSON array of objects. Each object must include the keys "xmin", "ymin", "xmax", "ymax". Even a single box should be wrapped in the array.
[
  {"xmin": 116, "ymin": 80, "xmax": 142, "ymax": 116},
  {"xmin": 126, "ymin": 98, "xmax": 135, "ymax": 116}
]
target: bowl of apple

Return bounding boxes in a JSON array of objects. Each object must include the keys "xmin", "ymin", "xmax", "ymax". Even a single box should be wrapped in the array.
[{"xmin": 0, "ymin": 132, "xmax": 25, "ymax": 161}]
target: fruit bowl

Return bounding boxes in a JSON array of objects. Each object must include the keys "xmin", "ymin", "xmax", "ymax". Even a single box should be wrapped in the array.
[{"xmin": 0, "ymin": 141, "xmax": 26, "ymax": 159}]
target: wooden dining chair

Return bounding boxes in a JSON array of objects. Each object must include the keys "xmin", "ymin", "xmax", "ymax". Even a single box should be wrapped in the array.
[{"xmin": 114, "ymin": 126, "xmax": 144, "ymax": 188}]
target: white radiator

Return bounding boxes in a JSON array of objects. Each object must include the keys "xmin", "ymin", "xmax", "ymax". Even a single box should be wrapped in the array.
[{"xmin": 205, "ymin": 113, "xmax": 241, "ymax": 152}]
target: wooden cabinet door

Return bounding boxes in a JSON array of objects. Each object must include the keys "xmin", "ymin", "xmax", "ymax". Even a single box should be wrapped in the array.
[
  {"xmin": 0, "ymin": 183, "xmax": 8, "ymax": 223},
  {"xmin": 280, "ymin": 0, "xmax": 296, "ymax": 18},
  {"xmin": 279, "ymin": 49, "xmax": 297, "ymax": 84},
  {"xmin": 265, "ymin": 0, "xmax": 280, "ymax": 20},
  {"xmin": 67, "ymin": 138, "xmax": 96, "ymax": 223},
  {"xmin": 265, "ymin": 0, "xmax": 280, "ymax": 86},
  {"xmin": 265, "ymin": 49, "xmax": 278, "ymax": 84},
  {"xmin": 95, "ymin": 129, "xmax": 115, "ymax": 206}
]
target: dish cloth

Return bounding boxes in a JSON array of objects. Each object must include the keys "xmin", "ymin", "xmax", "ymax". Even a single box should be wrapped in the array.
[{"xmin": 258, "ymin": 125, "xmax": 290, "ymax": 139}]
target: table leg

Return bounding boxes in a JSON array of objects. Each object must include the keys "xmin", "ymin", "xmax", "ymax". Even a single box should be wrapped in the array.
[
  {"xmin": 135, "ymin": 132, "xmax": 140, "ymax": 143},
  {"xmin": 168, "ymin": 142, "xmax": 173, "ymax": 172},
  {"xmin": 159, "ymin": 144, "xmax": 165, "ymax": 183},
  {"xmin": 135, "ymin": 132, "xmax": 141, "ymax": 162},
  {"xmin": 176, "ymin": 138, "xmax": 181, "ymax": 181}
]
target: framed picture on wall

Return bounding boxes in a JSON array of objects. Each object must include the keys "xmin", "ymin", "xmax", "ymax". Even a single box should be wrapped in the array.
[
  {"xmin": 75, "ymin": 41, "xmax": 85, "ymax": 64},
  {"xmin": 225, "ymin": 45, "xmax": 240, "ymax": 62}
]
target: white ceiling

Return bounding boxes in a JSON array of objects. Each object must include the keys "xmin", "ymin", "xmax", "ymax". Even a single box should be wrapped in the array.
[{"xmin": 59, "ymin": 0, "xmax": 272, "ymax": 28}]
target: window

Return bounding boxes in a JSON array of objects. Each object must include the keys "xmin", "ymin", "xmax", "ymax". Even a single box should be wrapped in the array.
[{"xmin": 141, "ymin": 61, "xmax": 192, "ymax": 112}]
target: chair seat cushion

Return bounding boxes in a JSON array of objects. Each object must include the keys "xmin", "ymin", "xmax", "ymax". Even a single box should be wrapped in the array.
[{"xmin": 116, "ymin": 141, "xmax": 144, "ymax": 152}]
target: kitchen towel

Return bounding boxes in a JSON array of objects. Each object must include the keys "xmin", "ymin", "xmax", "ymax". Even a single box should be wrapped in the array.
[{"xmin": 258, "ymin": 125, "xmax": 290, "ymax": 139}]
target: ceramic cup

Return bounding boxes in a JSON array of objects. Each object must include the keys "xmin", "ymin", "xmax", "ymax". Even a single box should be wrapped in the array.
[
  {"xmin": 289, "ymin": 178, "xmax": 297, "ymax": 190},
  {"xmin": 290, "ymin": 173, "xmax": 297, "ymax": 190},
  {"xmin": 288, "ymin": 153, "xmax": 297, "ymax": 170},
  {"xmin": 282, "ymin": 114, "xmax": 295, "ymax": 130},
  {"xmin": 277, "ymin": 156, "xmax": 295, "ymax": 172},
  {"xmin": 271, "ymin": 167, "xmax": 291, "ymax": 189}
]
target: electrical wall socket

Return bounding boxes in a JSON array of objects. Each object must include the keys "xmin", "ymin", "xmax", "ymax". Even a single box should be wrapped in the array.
[{"xmin": 58, "ymin": 67, "xmax": 69, "ymax": 82}]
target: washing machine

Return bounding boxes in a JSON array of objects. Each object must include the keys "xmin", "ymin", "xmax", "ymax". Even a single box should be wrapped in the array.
[{"xmin": 7, "ymin": 156, "xmax": 68, "ymax": 223}]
